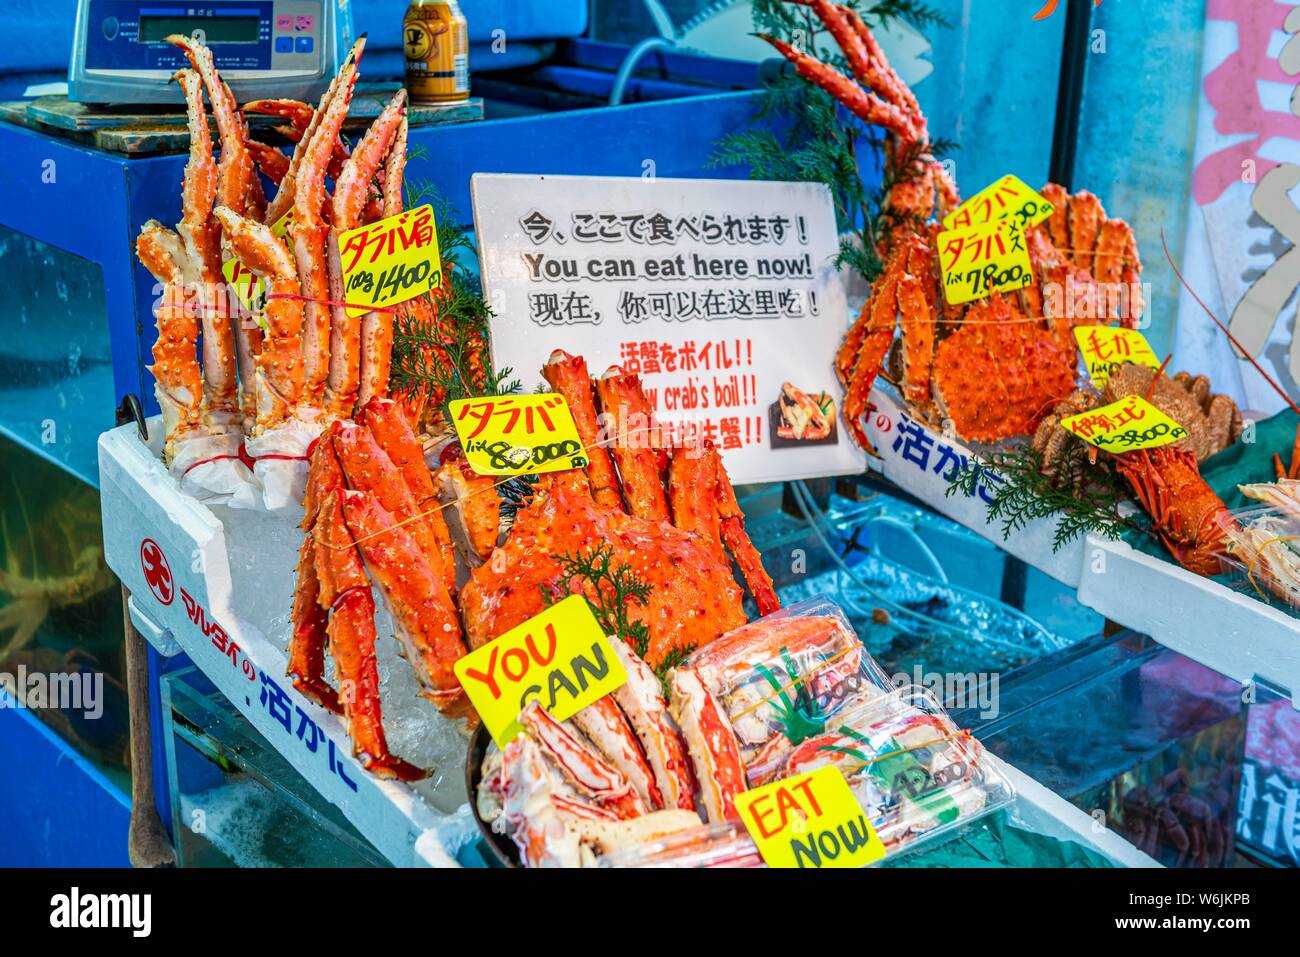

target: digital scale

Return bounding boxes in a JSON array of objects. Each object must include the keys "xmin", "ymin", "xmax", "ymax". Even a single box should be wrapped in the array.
[{"xmin": 68, "ymin": 0, "xmax": 353, "ymax": 104}]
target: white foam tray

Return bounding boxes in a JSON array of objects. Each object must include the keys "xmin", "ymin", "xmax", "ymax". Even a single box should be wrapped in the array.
[
  {"xmin": 99, "ymin": 420, "xmax": 1156, "ymax": 867},
  {"xmin": 865, "ymin": 387, "xmax": 1300, "ymax": 708}
]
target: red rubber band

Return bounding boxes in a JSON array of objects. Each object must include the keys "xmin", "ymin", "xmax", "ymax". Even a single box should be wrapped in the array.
[{"xmin": 182, "ymin": 452, "xmax": 247, "ymax": 477}]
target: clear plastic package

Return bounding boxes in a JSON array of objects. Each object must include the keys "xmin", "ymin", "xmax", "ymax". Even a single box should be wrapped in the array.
[
  {"xmin": 680, "ymin": 598, "xmax": 896, "ymax": 785},
  {"xmin": 602, "ymin": 687, "xmax": 1015, "ymax": 868},
  {"xmin": 1216, "ymin": 504, "xmax": 1300, "ymax": 611}
]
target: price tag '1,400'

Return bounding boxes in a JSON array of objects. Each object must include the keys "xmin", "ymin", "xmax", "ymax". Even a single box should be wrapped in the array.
[
  {"xmin": 453, "ymin": 595, "xmax": 627, "ymax": 747},
  {"xmin": 735, "ymin": 765, "xmax": 887, "ymax": 869},
  {"xmin": 942, "ymin": 174, "xmax": 1056, "ymax": 232},
  {"xmin": 1058, "ymin": 394, "xmax": 1188, "ymax": 453},
  {"xmin": 450, "ymin": 393, "xmax": 590, "ymax": 476},
  {"xmin": 937, "ymin": 218, "xmax": 1033, "ymax": 306},
  {"xmin": 337, "ymin": 203, "xmax": 442, "ymax": 318}
]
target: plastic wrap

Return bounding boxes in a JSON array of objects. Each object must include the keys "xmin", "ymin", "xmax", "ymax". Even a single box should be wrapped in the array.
[
  {"xmin": 680, "ymin": 598, "xmax": 895, "ymax": 785},
  {"xmin": 602, "ymin": 687, "xmax": 1014, "ymax": 867},
  {"xmin": 1217, "ymin": 504, "xmax": 1300, "ymax": 610}
]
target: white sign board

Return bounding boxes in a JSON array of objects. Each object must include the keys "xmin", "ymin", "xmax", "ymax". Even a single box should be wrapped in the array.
[{"xmin": 471, "ymin": 173, "xmax": 866, "ymax": 485}]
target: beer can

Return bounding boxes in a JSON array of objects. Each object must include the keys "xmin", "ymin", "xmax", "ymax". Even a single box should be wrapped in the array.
[{"xmin": 404, "ymin": 0, "xmax": 470, "ymax": 103}]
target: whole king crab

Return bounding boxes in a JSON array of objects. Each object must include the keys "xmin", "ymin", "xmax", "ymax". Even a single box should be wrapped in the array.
[
  {"xmin": 761, "ymin": 0, "xmax": 1144, "ymax": 449},
  {"xmin": 288, "ymin": 350, "xmax": 781, "ymax": 777}
]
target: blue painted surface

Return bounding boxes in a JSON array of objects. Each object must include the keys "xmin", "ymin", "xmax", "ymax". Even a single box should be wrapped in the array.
[
  {"xmin": 0, "ymin": 689, "xmax": 131, "ymax": 867},
  {"xmin": 1073, "ymin": 0, "xmax": 1208, "ymax": 360},
  {"xmin": 0, "ymin": 0, "xmax": 587, "ymax": 87},
  {"xmin": 916, "ymin": 1, "xmax": 1067, "ymax": 198}
]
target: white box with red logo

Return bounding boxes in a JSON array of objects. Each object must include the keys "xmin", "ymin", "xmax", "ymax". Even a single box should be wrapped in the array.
[{"xmin": 98, "ymin": 420, "xmax": 1157, "ymax": 867}]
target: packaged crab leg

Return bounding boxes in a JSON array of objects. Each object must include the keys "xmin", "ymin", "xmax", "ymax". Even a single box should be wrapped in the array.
[
  {"xmin": 678, "ymin": 599, "xmax": 895, "ymax": 785},
  {"xmin": 603, "ymin": 688, "xmax": 1014, "ymax": 868}
]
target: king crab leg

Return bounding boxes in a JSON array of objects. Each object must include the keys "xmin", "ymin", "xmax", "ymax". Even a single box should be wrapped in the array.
[
  {"xmin": 213, "ymin": 207, "xmax": 305, "ymax": 431},
  {"xmin": 293, "ymin": 40, "xmax": 364, "ymax": 415},
  {"xmin": 324, "ymin": 89, "xmax": 407, "ymax": 418},
  {"xmin": 543, "ymin": 350, "xmax": 625, "ymax": 511},
  {"xmin": 174, "ymin": 68, "xmax": 242, "ymax": 432},
  {"xmin": 358, "ymin": 110, "xmax": 410, "ymax": 410},
  {"xmin": 595, "ymin": 367, "xmax": 671, "ymax": 522},
  {"xmin": 136, "ymin": 223, "xmax": 204, "ymax": 461},
  {"xmin": 167, "ymin": 34, "xmax": 265, "ymax": 221},
  {"xmin": 308, "ymin": 489, "xmax": 427, "ymax": 781},
  {"xmin": 263, "ymin": 37, "xmax": 366, "ymax": 226}
]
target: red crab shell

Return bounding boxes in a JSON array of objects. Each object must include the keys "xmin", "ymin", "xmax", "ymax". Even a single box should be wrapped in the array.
[{"xmin": 930, "ymin": 295, "xmax": 1077, "ymax": 444}]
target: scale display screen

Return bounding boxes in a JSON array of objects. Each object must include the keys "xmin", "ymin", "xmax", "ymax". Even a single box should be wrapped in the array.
[{"xmin": 137, "ymin": 15, "xmax": 261, "ymax": 44}]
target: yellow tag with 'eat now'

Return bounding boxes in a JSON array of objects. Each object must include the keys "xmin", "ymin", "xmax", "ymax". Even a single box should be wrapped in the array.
[
  {"xmin": 450, "ymin": 393, "xmax": 589, "ymax": 476},
  {"xmin": 454, "ymin": 595, "xmax": 627, "ymax": 747},
  {"xmin": 1059, "ymin": 394, "xmax": 1188, "ymax": 453},
  {"xmin": 735, "ymin": 765, "xmax": 886, "ymax": 869},
  {"xmin": 221, "ymin": 210, "xmax": 294, "ymax": 327},
  {"xmin": 1073, "ymin": 325, "xmax": 1162, "ymax": 388},
  {"xmin": 942, "ymin": 174, "xmax": 1056, "ymax": 232},
  {"xmin": 337, "ymin": 203, "xmax": 442, "ymax": 318},
  {"xmin": 937, "ymin": 218, "xmax": 1033, "ymax": 306}
]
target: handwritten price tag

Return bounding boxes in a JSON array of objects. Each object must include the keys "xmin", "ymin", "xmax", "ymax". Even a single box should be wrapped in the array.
[
  {"xmin": 453, "ymin": 595, "xmax": 627, "ymax": 747},
  {"xmin": 1059, "ymin": 394, "xmax": 1188, "ymax": 453},
  {"xmin": 450, "ymin": 393, "xmax": 589, "ymax": 476},
  {"xmin": 937, "ymin": 218, "xmax": 1034, "ymax": 306},
  {"xmin": 337, "ymin": 203, "xmax": 442, "ymax": 319},
  {"xmin": 1073, "ymin": 325, "xmax": 1162, "ymax": 388},
  {"xmin": 221, "ymin": 209, "xmax": 293, "ymax": 327},
  {"xmin": 735, "ymin": 765, "xmax": 886, "ymax": 869},
  {"xmin": 942, "ymin": 174, "xmax": 1056, "ymax": 231}
]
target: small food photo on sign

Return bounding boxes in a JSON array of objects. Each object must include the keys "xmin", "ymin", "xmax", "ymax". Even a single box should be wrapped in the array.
[{"xmin": 770, "ymin": 382, "xmax": 838, "ymax": 447}]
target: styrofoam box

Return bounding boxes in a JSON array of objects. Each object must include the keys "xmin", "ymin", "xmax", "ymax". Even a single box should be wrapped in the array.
[{"xmin": 99, "ymin": 421, "xmax": 1156, "ymax": 867}]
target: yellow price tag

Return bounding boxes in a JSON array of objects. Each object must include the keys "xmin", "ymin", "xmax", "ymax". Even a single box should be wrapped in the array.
[
  {"xmin": 450, "ymin": 393, "xmax": 589, "ymax": 476},
  {"xmin": 221, "ymin": 210, "xmax": 293, "ymax": 329},
  {"xmin": 937, "ymin": 218, "xmax": 1034, "ymax": 306},
  {"xmin": 1058, "ymin": 394, "xmax": 1188, "ymax": 453},
  {"xmin": 337, "ymin": 203, "xmax": 442, "ymax": 319},
  {"xmin": 735, "ymin": 765, "xmax": 886, "ymax": 869},
  {"xmin": 453, "ymin": 595, "xmax": 627, "ymax": 747},
  {"xmin": 942, "ymin": 174, "xmax": 1056, "ymax": 231},
  {"xmin": 1073, "ymin": 325, "xmax": 1162, "ymax": 388}
]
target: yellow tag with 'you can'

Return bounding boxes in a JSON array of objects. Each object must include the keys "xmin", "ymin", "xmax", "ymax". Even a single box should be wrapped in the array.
[
  {"xmin": 1058, "ymin": 394, "xmax": 1188, "ymax": 453},
  {"xmin": 453, "ymin": 595, "xmax": 627, "ymax": 747},
  {"xmin": 337, "ymin": 203, "xmax": 443, "ymax": 318},
  {"xmin": 1073, "ymin": 325, "xmax": 1162, "ymax": 388},
  {"xmin": 735, "ymin": 765, "xmax": 887, "ymax": 869},
  {"xmin": 942, "ymin": 174, "xmax": 1056, "ymax": 232},
  {"xmin": 450, "ymin": 393, "xmax": 589, "ymax": 476}
]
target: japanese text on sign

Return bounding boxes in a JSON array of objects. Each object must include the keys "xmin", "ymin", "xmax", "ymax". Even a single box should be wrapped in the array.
[
  {"xmin": 1073, "ymin": 325, "xmax": 1162, "ymax": 388},
  {"xmin": 937, "ymin": 218, "xmax": 1033, "ymax": 306},
  {"xmin": 735, "ymin": 765, "xmax": 886, "ymax": 869},
  {"xmin": 222, "ymin": 210, "xmax": 294, "ymax": 324},
  {"xmin": 453, "ymin": 595, "xmax": 627, "ymax": 747},
  {"xmin": 942, "ymin": 174, "xmax": 1056, "ymax": 231},
  {"xmin": 449, "ymin": 393, "xmax": 589, "ymax": 476},
  {"xmin": 337, "ymin": 204, "xmax": 442, "ymax": 318},
  {"xmin": 1059, "ymin": 394, "xmax": 1188, "ymax": 452},
  {"xmin": 472, "ymin": 174, "xmax": 866, "ymax": 484}
]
